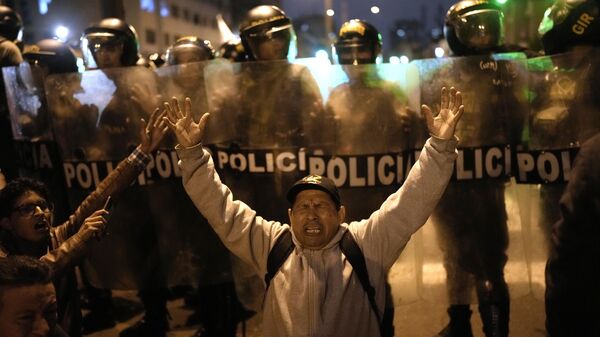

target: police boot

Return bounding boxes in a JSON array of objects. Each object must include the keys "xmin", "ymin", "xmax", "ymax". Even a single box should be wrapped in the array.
[
  {"xmin": 435, "ymin": 305, "xmax": 474, "ymax": 337},
  {"xmin": 120, "ymin": 289, "xmax": 170, "ymax": 337},
  {"xmin": 477, "ymin": 302, "xmax": 509, "ymax": 337}
]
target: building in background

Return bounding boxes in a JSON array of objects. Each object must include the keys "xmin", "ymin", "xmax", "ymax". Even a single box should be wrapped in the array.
[
  {"xmin": 9, "ymin": 0, "xmax": 236, "ymax": 56},
  {"xmin": 126, "ymin": 0, "xmax": 231, "ymax": 55},
  {"xmin": 4, "ymin": 0, "xmax": 558, "ymax": 60}
]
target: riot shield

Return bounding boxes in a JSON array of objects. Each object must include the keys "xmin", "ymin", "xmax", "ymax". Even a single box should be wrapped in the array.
[
  {"xmin": 2, "ymin": 63, "xmax": 70, "ymax": 221},
  {"xmin": 323, "ymin": 62, "xmax": 423, "ymax": 305},
  {"xmin": 516, "ymin": 48, "xmax": 600, "ymax": 299},
  {"xmin": 412, "ymin": 53, "xmax": 530, "ymax": 303},
  {"xmin": 46, "ymin": 65, "xmax": 232, "ymax": 289},
  {"xmin": 204, "ymin": 59, "xmax": 426, "ymax": 306}
]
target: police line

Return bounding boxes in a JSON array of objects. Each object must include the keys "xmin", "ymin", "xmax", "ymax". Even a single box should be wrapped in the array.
[{"xmin": 51, "ymin": 144, "xmax": 582, "ymax": 190}]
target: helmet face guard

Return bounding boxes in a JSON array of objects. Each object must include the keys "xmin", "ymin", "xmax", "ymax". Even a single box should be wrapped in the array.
[
  {"xmin": 333, "ymin": 43, "xmax": 377, "ymax": 65},
  {"xmin": 81, "ymin": 32, "xmax": 126, "ymax": 69},
  {"xmin": 453, "ymin": 9, "xmax": 504, "ymax": 51},
  {"xmin": 166, "ymin": 37, "xmax": 215, "ymax": 65},
  {"xmin": 82, "ymin": 18, "xmax": 140, "ymax": 69},
  {"xmin": 244, "ymin": 24, "xmax": 296, "ymax": 61},
  {"xmin": 167, "ymin": 44, "xmax": 213, "ymax": 65}
]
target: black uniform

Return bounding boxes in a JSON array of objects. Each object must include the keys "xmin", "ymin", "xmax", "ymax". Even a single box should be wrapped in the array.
[{"xmin": 431, "ymin": 2, "xmax": 525, "ymax": 337}]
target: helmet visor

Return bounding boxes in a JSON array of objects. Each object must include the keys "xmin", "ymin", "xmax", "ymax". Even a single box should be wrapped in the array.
[
  {"xmin": 455, "ymin": 9, "xmax": 504, "ymax": 51},
  {"xmin": 167, "ymin": 44, "xmax": 213, "ymax": 65},
  {"xmin": 245, "ymin": 24, "xmax": 296, "ymax": 60},
  {"xmin": 333, "ymin": 44, "xmax": 376, "ymax": 65},
  {"xmin": 81, "ymin": 32, "xmax": 125, "ymax": 69}
]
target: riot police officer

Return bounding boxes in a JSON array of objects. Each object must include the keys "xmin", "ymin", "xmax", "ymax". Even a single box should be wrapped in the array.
[
  {"xmin": 80, "ymin": 18, "xmax": 165, "ymax": 337},
  {"xmin": 163, "ymin": 35, "xmax": 215, "ymax": 105},
  {"xmin": 539, "ymin": 1, "xmax": 600, "ymax": 336},
  {"xmin": 239, "ymin": 5, "xmax": 296, "ymax": 62},
  {"xmin": 159, "ymin": 36, "xmax": 249, "ymax": 337},
  {"xmin": 0, "ymin": 5, "xmax": 23, "ymax": 186},
  {"xmin": 216, "ymin": 5, "xmax": 329, "ymax": 221},
  {"xmin": 431, "ymin": 1, "xmax": 523, "ymax": 337},
  {"xmin": 328, "ymin": 19, "xmax": 415, "ymax": 218},
  {"xmin": 0, "ymin": 5, "xmax": 23, "ymax": 65},
  {"xmin": 82, "ymin": 17, "xmax": 141, "ymax": 69},
  {"xmin": 327, "ymin": 19, "xmax": 418, "ymax": 337}
]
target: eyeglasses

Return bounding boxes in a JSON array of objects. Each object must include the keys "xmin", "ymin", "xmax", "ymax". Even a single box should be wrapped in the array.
[{"xmin": 13, "ymin": 201, "xmax": 54, "ymax": 217}]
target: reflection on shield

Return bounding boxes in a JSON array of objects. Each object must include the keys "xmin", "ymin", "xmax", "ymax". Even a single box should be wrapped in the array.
[
  {"xmin": 32, "ymin": 49, "xmax": 599, "ymax": 311},
  {"xmin": 324, "ymin": 61, "xmax": 423, "ymax": 304},
  {"xmin": 521, "ymin": 48, "xmax": 600, "ymax": 299},
  {"xmin": 413, "ymin": 53, "xmax": 530, "ymax": 303},
  {"xmin": 3, "ymin": 63, "xmax": 70, "ymax": 221},
  {"xmin": 46, "ymin": 65, "xmax": 232, "ymax": 289}
]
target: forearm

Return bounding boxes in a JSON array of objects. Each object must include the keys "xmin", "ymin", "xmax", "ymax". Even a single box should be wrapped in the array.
[
  {"xmin": 177, "ymin": 144, "xmax": 274, "ymax": 271},
  {"xmin": 42, "ymin": 231, "xmax": 94, "ymax": 278},
  {"xmin": 355, "ymin": 136, "xmax": 458, "ymax": 267},
  {"xmin": 55, "ymin": 147, "xmax": 150, "ymax": 238}
]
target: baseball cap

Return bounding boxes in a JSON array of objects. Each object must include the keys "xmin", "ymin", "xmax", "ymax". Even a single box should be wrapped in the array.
[{"xmin": 286, "ymin": 174, "xmax": 341, "ymax": 208}]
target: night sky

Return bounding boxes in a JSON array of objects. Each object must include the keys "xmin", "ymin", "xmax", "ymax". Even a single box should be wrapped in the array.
[{"xmin": 281, "ymin": 0, "xmax": 456, "ymax": 36}]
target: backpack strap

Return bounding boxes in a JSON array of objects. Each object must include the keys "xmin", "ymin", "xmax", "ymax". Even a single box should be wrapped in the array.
[
  {"xmin": 264, "ymin": 230, "xmax": 294, "ymax": 290},
  {"xmin": 264, "ymin": 229, "xmax": 383, "ymax": 335},
  {"xmin": 340, "ymin": 230, "xmax": 383, "ymax": 333}
]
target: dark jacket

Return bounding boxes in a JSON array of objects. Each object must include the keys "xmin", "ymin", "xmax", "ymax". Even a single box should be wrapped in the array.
[
  {"xmin": 545, "ymin": 132, "xmax": 600, "ymax": 337},
  {"xmin": 1, "ymin": 149, "xmax": 148, "ymax": 337}
]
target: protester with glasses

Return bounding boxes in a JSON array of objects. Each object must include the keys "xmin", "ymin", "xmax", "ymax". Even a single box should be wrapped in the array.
[{"xmin": 0, "ymin": 107, "xmax": 167, "ymax": 336}]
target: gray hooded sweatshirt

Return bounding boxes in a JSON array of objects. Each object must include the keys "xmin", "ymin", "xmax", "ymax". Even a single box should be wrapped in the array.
[{"xmin": 177, "ymin": 136, "xmax": 458, "ymax": 337}]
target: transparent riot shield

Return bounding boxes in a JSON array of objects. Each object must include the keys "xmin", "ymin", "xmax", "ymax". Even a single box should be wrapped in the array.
[
  {"xmin": 149, "ymin": 59, "xmax": 237, "ymax": 289},
  {"xmin": 2, "ymin": 63, "xmax": 70, "ymax": 221},
  {"xmin": 517, "ymin": 48, "xmax": 600, "ymax": 299},
  {"xmin": 323, "ymin": 62, "xmax": 424, "ymax": 305},
  {"xmin": 204, "ymin": 59, "xmax": 427, "ymax": 308},
  {"xmin": 205, "ymin": 58, "xmax": 331, "ymax": 221},
  {"xmin": 46, "ymin": 65, "xmax": 233, "ymax": 289},
  {"xmin": 412, "ymin": 53, "xmax": 530, "ymax": 304},
  {"xmin": 203, "ymin": 58, "xmax": 333, "ymax": 308}
]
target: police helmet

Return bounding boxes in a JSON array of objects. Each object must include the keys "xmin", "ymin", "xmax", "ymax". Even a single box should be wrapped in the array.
[
  {"xmin": 165, "ymin": 36, "xmax": 215, "ymax": 65},
  {"xmin": 333, "ymin": 19, "xmax": 382, "ymax": 64},
  {"xmin": 218, "ymin": 38, "xmax": 247, "ymax": 62},
  {"xmin": 81, "ymin": 17, "xmax": 140, "ymax": 68},
  {"xmin": 0, "ymin": 5, "xmax": 22, "ymax": 42},
  {"xmin": 444, "ymin": 0, "xmax": 505, "ymax": 56},
  {"xmin": 23, "ymin": 39, "xmax": 78, "ymax": 75},
  {"xmin": 239, "ymin": 5, "xmax": 296, "ymax": 60},
  {"xmin": 539, "ymin": 0, "xmax": 600, "ymax": 55}
]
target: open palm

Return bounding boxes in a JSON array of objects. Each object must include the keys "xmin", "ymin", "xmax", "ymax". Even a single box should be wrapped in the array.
[
  {"xmin": 139, "ymin": 108, "xmax": 168, "ymax": 154},
  {"xmin": 421, "ymin": 87, "xmax": 464, "ymax": 140},
  {"xmin": 163, "ymin": 97, "xmax": 209, "ymax": 148}
]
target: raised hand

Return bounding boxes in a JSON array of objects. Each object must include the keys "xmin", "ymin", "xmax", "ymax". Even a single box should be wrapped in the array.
[
  {"xmin": 421, "ymin": 87, "xmax": 464, "ymax": 140},
  {"xmin": 139, "ymin": 108, "xmax": 169, "ymax": 154},
  {"xmin": 163, "ymin": 97, "xmax": 210, "ymax": 148}
]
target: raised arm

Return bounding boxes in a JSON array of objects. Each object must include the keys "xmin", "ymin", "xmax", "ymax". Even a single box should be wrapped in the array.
[
  {"xmin": 351, "ymin": 87, "xmax": 463, "ymax": 269},
  {"xmin": 45, "ymin": 108, "xmax": 168, "ymax": 277},
  {"xmin": 165, "ymin": 97, "xmax": 279, "ymax": 272}
]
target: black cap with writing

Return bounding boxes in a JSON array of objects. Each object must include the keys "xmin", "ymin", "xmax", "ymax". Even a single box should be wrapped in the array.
[{"xmin": 286, "ymin": 175, "xmax": 341, "ymax": 208}]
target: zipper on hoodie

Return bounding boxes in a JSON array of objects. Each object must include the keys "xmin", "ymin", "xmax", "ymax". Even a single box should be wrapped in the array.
[{"xmin": 307, "ymin": 249, "xmax": 316, "ymax": 336}]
